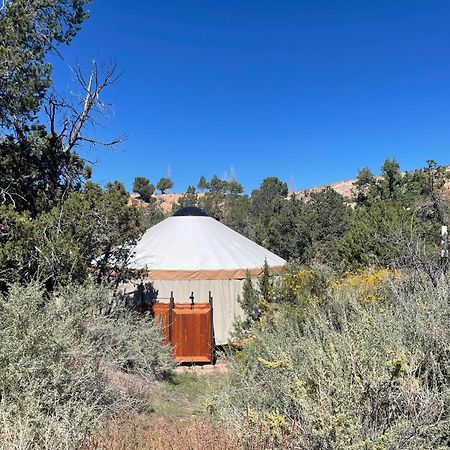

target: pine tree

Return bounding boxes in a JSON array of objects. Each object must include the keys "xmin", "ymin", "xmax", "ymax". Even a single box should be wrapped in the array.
[
  {"xmin": 175, "ymin": 186, "xmax": 199, "ymax": 209},
  {"xmin": 197, "ymin": 175, "xmax": 208, "ymax": 191},
  {"xmin": 132, "ymin": 177, "xmax": 155, "ymax": 203},
  {"xmin": 156, "ymin": 177, "xmax": 174, "ymax": 194},
  {"xmin": 380, "ymin": 158, "xmax": 402, "ymax": 200},
  {"xmin": 0, "ymin": 0, "xmax": 90, "ymax": 127}
]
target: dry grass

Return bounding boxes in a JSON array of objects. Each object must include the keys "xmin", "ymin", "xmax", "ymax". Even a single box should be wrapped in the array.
[
  {"xmin": 85, "ymin": 416, "xmax": 242, "ymax": 450},
  {"xmin": 83, "ymin": 371, "xmax": 244, "ymax": 450}
]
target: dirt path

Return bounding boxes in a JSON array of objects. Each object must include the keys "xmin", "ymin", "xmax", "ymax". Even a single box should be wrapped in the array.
[{"xmin": 147, "ymin": 370, "xmax": 226, "ymax": 419}]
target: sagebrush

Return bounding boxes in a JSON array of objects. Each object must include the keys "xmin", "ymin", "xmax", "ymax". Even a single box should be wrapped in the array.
[
  {"xmin": 0, "ymin": 283, "xmax": 174, "ymax": 450},
  {"xmin": 214, "ymin": 272, "xmax": 450, "ymax": 449}
]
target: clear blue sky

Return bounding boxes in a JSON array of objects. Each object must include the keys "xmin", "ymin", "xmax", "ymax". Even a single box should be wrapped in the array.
[{"xmin": 50, "ymin": 0, "xmax": 450, "ymax": 193}]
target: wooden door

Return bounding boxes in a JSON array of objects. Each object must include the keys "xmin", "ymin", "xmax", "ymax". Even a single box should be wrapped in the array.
[
  {"xmin": 152, "ymin": 300, "xmax": 213, "ymax": 363},
  {"xmin": 171, "ymin": 304, "xmax": 212, "ymax": 363}
]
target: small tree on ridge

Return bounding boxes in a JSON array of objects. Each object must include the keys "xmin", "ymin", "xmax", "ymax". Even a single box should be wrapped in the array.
[{"xmin": 157, "ymin": 177, "xmax": 174, "ymax": 194}]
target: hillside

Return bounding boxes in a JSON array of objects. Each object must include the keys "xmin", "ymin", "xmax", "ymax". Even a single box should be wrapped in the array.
[
  {"xmin": 129, "ymin": 193, "xmax": 184, "ymax": 213},
  {"xmin": 129, "ymin": 178, "xmax": 362, "ymax": 213},
  {"xmin": 128, "ymin": 179, "xmax": 359, "ymax": 212},
  {"xmin": 295, "ymin": 166, "xmax": 450, "ymax": 199},
  {"xmin": 295, "ymin": 178, "xmax": 358, "ymax": 199},
  {"xmin": 129, "ymin": 167, "xmax": 450, "ymax": 212}
]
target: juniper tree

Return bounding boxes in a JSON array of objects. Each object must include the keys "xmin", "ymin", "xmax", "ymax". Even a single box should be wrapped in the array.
[
  {"xmin": 0, "ymin": 0, "xmax": 90, "ymax": 128},
  {"xmin": 251, "ymin": 177, "xmax": 288, "ymax": 219},
  {"xmin": 251, "ymin": 177, "xmax": 288, "ymax": 245},
  {"xmin": 354, "ymin": 167, "xmax": 377, "ymax": 206},
  {"xmin": 156, "ymin": 177, "xmax": 174, "ymax": 194},
  {"xmin": 0, "ymin": 0, "xmax": 140, "ymax": 291},
  {"xmin": 198, "ymin": 176, "xmax": 229, "ymax": 220},
  {"xmin": 197, "ymin": 175, "xmax": 208, "ymax": 191},
  {"xmin": 175, "ymin": 186, "xmax": 198, "ymax": 209},
  {"xmin": 133, "ymin": 176, "xmax": 155, "ymax": 203},
  {"xmin": 258, "ymin": 259, "xmax": 272, "ymax": 303},
  {"xmin": 239, "ymin": 271, "xmax": 261, "ymax": 323},
  {"xmin": 380, "ymin": 158, "xmax": 403, "ymax": 200}
]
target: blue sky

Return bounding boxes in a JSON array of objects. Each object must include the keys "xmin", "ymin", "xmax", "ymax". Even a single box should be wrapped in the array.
[{"xmin": 50, "ymin": 0, "xmax": 450, "ymax": 193}]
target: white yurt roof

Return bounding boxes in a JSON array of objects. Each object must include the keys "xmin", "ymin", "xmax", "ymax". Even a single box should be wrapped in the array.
[{"xmin": 128, "ymin": 207, "xmax": 286, "ymax": 280}]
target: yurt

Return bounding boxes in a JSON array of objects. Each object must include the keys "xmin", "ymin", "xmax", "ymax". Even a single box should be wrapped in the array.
[{"xmin": 126, "ymin": 206, "xmax": 286, "ymax": 345}]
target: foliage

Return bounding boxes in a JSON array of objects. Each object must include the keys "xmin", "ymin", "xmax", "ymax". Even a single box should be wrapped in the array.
[
  {"xmin": 0, "ymin": 204, "xmax": 34, "ymax": 288},
  {"xmin": 233, "ymin": 263, "xmax": 279, "ymax": 342},
  {"xmin": 237, "ymin": 272, "xmax": 262, "ymax": 325},
  {"xmin": 132, "ymin": 176, "xmax": 155, "ymax": 203},
  {"xmin": 45, "ymin": 181, "xmax": 142, "ymax": 287},
  {"xmin": 304, "ymin": 187, "xmax": 352, "ymax": 263},
  {"xmin": 332, "ymin": 159, "xmax": 450, "ymax": 275},
  {"xmin": 258, "ymin": 260, "xmax": 272, "ymax": 303},
  {"xmin": 198, "ymin": 175, "xmax": 244, "ymax": 221},
  {"xmin": 156, "ymin": 177, "xmax": 174, "ymax": 194},
  {"xmin": 173, "ymin": 185, "xmax": 199, "ymax": 211},
  {"xmin": 0, "ymin": 282, "xmax": 174, "ymax": 449},
  {"xmin": 0, "ymin": 131, "xmax": 89, "ymax": 215},
  {"xmin": 141, "ymin": 201, "xmax": 167, "ymax": 229},
  {"xmin": 222, "ymin": 191, "xmax": 252, "ymax": 237},
  {"xmin": 0, "ymin": 0, "xmax": 90, "ymax": 127},
  {"xmin": 263, "ymin": 188, "xmax": 351, "ymax": 265},
  {"xmin": 215, "ymin": 274, "xmax": 450, "ymax": 449},
  {"xmin": 273, "ymin": 265, "xmax": 330, "ymax": 305},
  {"xmin": 353, "ymin": 159, "xmax": 449, "ymax": 211},
  {"xmin": 353, "ymin": 167, "xmax": 377, "ymax": 206},
  {"xmin": 0, "ymin": 181, "xmax": 143, "ymax": 290},
  {"xmin": 251, "ymin": 177, "xmax": 288, "ymax": 245},
  {"xmin": 251, "ymin": 177, "xmax": 288, "ymax": 220},
  {"xmin": 265, "ymin": 195, "xmax": 309, "ymax": 261},
  {"xmin": 332, "ymin": 268, "xmax": 395, "ymax": 303},
  {"xmin": 380, "ymin": 158, "xmax": 403, "ymax": 200},
  {"xmin": 0, "ymin": 0, "xmax": 141, "ymax": 291},
  {"xmin": 197, "ymin": 175, "xmax": 208, "ymax": 191},
  {"xmin": 336, "ymin": 199, "xmax": 421, "ymax": 272}
]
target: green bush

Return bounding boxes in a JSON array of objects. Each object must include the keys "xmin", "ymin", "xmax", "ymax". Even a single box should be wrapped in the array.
[
  {"xmin": 215, "ymin": 274, "xmax": 450, "ymax": 449},
  {"xmin": 0, "ymin": 283, "xmax": 174, "ymax": 449}
]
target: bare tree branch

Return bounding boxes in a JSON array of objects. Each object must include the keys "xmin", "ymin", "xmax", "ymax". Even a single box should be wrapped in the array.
[
  {"xmin": 44, "ymin": 59, "xmax": 124, "ymax": 153},
  {"xmin": 0, "ymin": 182, "xmax": 28, "ymax": 207},
  {"xmin": 0, "ymin": 0, "xmax": 8, "ymax": 12},
  {"xmin": 77, "ymin": 134, "xmax": 127, "ymax": 148}
]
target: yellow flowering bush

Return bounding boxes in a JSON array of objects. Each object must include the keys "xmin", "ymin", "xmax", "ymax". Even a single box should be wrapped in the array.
[
  {"xmin": 244, "ymin": 408, "xmax": 288, "ymax": 439},
  {"xmin": 218, "ymin": 273, "xmax": 450, "ymax": 448},
  {"xmin": 263, "ymin": 410, "xmax": 289, "ymax": 438},
  {"xmin": 274, "ymin": 268, "xmax": 329, "ymax": 304},
  {"xmin": 332, "ymin": 268, "xmax": 395, "ymax": 303},
  {"xmin": 257, "ymin": 357, "xmax": 291, "ymax": 369},
  {"xmin": 386, "ymin": 352, "xmax": 409, "ymax": 377}
]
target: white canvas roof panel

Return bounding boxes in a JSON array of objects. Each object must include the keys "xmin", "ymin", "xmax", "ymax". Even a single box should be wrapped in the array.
[{"xmin": 128, "ymin": 215, "xmax": 286, "ymax": 280}]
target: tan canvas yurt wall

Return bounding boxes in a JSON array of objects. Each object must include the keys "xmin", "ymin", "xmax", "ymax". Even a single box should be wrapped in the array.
[{"xmin": 125, "ymin": 207, "xmax": 286, "ymax": 344}]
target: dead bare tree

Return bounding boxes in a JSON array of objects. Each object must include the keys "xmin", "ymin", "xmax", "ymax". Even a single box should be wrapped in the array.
[
  {"xmin": 423, "ymin": 160, "xmax": 449, "ymax": 225},
  {"xmin": 45, "ymin": 59, "xmax": 127, "ymax": 154},
  {"xmin": 387, "ymin": 202, "xmax": 445, "ymax": 288}
]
